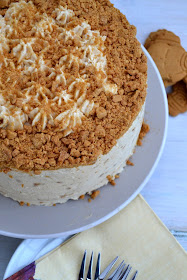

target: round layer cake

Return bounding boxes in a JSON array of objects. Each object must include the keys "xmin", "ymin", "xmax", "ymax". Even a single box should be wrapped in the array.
[{"xmin": 0, "ymin": 0, "xmax": 147, "ymax": 205}]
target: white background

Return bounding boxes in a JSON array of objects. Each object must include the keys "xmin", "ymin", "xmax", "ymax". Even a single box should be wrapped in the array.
[{"xmin": 0, "ymin": 0, "xmax": 187, "ymax": 278}]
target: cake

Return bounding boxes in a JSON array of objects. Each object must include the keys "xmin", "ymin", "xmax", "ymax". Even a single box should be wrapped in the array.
[{"xmin": 0, "ymin": 0, "xmax": 147, "ymax": 206}]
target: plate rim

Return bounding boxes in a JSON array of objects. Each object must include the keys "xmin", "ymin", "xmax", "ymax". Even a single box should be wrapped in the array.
[{"xmin": 0, "ymin": 46, "xmax": 168, "ymax": 239}]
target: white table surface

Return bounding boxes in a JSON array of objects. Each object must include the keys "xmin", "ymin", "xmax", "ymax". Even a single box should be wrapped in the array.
[{"xmin": 0, "ymin": 0, "xmax": 187, "ymax": 278}]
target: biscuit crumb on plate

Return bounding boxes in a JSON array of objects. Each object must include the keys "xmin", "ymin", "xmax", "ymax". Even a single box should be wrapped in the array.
[
  {"xmin": 126, "ymin": 160, "xmax": 134, "ymax": 166},
  {"xmin": 107, "ymin": 175, "xmax": 116, "ymax": 186}
]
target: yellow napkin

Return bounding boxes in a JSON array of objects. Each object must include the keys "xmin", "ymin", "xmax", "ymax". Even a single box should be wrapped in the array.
[{"xmin": 34, "ymin": 195, "xmax": 187, "ymax": 279}]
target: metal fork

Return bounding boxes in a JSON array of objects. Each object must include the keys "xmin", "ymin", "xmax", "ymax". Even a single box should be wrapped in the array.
[{"xmin": 78, "ymin": 251, "xmax": 138, "ymax": 280}]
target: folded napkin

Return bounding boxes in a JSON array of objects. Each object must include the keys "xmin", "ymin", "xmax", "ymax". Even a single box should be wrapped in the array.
[{"xmin": 7, "ymin": 195, "xmax": 187, "ymax": 279}]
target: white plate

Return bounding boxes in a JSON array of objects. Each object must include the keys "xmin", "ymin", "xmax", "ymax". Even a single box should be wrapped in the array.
[
  {"xmin": 0, "ymin": 47, "xmax": 168, "ymax": 238},
  {"xmin": 4, "ymin": 238, "xmax": 66, "ymax": 279}
]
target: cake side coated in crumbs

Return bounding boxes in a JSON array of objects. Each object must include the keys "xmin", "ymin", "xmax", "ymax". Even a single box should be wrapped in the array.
[{"xmin": 0, "ymin": 0, "xmax": 147, "ymax": 172}]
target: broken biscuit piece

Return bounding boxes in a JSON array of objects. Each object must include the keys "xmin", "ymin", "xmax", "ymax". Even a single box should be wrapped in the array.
[{"xmin": 167, "ymin": 81, "xmax": 187, "ymax": 116}]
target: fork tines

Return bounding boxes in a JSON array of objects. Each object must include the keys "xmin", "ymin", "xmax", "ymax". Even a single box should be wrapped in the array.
[
  {"xmin": 79, "ymin": 250, "xmax": 101, "ymax": 280},
  {"xmin": 78, "ymin": 250, "xmax": 138, "ymax": 280}
]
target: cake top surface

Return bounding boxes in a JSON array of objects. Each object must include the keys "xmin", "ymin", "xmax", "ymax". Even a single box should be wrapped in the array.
[{"xmin": 0, "ymin": 0, "xmax": 147, "ymax": 172}]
